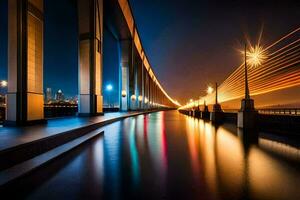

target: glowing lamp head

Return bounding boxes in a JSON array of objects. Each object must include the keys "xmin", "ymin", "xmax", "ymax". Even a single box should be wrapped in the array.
[
  {"xmin": 207, "ymin": 86, "xmax": 214, "ymax": 94},
  {"xmin": 138, "ymin": 95, "xmax": 143, "ymax": 102},
  {"xmin": 131, "ymin": 94, "xmax": 136, "ymax": 101},
  {"xmin": 144, "ymin": 98, "xmax": 148, "ymax": 104},
  {"xmin": 246, "ymin": 45, "xmax": 267, "ymax": 67},
  {"xmin": 0, "ymin": 80, "xmax": 8, "ymax": 87},
  {"xmin": 106, "ymin": 84, "xmax": 113, "ymax": 91},
  {"xmin": 121, "ymin": 90, "xmax": 127, "ymax": 97}
]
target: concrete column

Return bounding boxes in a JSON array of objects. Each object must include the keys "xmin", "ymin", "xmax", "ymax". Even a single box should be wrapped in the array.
[
  {"xmin": 77, "ymin": 0, "xmax": 103, "ymax": 116},
  {"xmin": 140, "ymin": 57, "xmax": 145, "ymax": 110},
  {"xmin": 6, "ymin": 0, "xmax": 45, "ymax": 125},
  {"xmin": 144, "ymin": 71, "xmax": 149, "ymax": 109},
  {"xmin": 120, "ymin": 40, "xmax": 131, "ymax": 111},
  {"xmin": 149, "ymin": 78, "xmax": 153, "ymax": 108},
  {"xmin": 129, "ymin": 44, "xmax": 137, "ymax": 110},
  {"xmin": 136, "ymin": 57, "xmax": 142, "ymax": 110}
]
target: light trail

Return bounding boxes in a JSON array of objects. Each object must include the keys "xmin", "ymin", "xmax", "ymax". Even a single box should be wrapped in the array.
[{"xmin": 180, "ymin": 27, "xmax": 300, "ymax": 110}]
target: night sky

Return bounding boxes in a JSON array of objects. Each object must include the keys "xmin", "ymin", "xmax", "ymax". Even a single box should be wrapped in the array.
[{"xmin": 0, "ymin": 0, "xmax": 299, "ymax": 104}]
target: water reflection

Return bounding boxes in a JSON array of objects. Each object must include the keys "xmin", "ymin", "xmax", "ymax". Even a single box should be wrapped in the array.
[
  {"xmin": 185, "ymin": 114, "xmax": 300, "ymax": 200},
  {"xmin": 7, "ymin": 111, "xmax": 300, "ymax": 200}
]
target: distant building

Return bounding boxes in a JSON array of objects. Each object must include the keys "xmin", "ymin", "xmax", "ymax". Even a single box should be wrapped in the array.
[
  {"xmin": 46, "ymin": 88, "xmax": 52, "ymax": 103},
  {"xmin": 55, "ymin": 89, "xmax": 64, "ymax": 101}
]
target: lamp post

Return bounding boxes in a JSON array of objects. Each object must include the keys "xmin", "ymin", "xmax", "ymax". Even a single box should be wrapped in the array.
[
  {"xmin": 240, "ymin": 44, "xmax": 255, "ymax": 111},
  {"xmin": 210, "ymin": 82, "xmax": 223, "ymax": 124},
  {"xmin": 238, "ymin": 43, "xmax": 266, "ymax": 129}
]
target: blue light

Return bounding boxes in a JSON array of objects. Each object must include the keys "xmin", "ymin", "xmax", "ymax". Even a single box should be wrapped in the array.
[{"xmin": 106, "ymin": 84, "xmax": 113, "ymax": 91}]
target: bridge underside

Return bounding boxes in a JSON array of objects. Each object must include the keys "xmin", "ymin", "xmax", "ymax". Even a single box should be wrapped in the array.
[{"xmin": 5, "ymin": 0, "xmax": 177, "ymax": 126}]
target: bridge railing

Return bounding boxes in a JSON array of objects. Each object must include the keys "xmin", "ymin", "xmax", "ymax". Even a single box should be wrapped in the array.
[
  {"xmin": 258, "ymin": 108, "xmax": 300, "ymax": 116},
  {"xmin": 222, "ymin": 108, "xmax": 300, "ymax": 116}
]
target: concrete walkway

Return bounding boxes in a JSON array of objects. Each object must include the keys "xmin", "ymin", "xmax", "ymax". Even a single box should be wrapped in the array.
[{"xmin": 0, "ymin": 111, "xmax": 151, "ymax": 151}]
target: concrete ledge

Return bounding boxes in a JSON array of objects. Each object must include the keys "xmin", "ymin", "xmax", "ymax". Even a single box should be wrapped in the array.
[
  {"xmin": 0, "ymin": 130, "xmax": 104, "ymax": 187},
  {"xmin": 0, "ymin": 110, "xmax": 159, "ymax": 171},
  {"xmin": 4, "ymin": 119, "xmax": 48, "ymax": 127}
]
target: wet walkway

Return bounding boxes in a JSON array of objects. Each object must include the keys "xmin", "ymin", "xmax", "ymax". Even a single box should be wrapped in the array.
[
  {"xmin": 3, "ymin": 110, "xmax": 300, "ymax": 200},
  {"xmin": 0, "ymin": 111, "xmax": 147, "ymax": 151}
]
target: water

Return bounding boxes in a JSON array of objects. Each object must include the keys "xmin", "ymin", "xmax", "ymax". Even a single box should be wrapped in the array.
[{"xmin": 4, "ymin": 111, "xmax": 300, "ymax": 200}]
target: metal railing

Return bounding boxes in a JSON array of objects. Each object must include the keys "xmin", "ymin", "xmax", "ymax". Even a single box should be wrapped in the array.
[
  {"xmin": 258, "ymin": 108, "xmax": 300, "ymax": 116},
  {"xmin": 222, "ymin": 108, "xmax": 300, "ymax": 116}
]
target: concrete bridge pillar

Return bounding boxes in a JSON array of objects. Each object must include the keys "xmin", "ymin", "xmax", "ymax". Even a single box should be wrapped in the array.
[
  {"xmin": 77, "ymin": 0, "xmax": 103, "ymax": 116},
  {"xmin": 140, "ymin": 57, "xmax": 145, "ymax": 110},
  {"xmin": 6, "ymin": 0, "xmax": 45, "ymax": 126},
  {"xmin": 144, "ymin": 71, "xmax": 149, "ymax": 109},
  {"xmin": 129, "ymin": 45, "xmax": 138, "ymax": 110},
  {"xmin": 136, "ymin": 57, "xmax": 143, "ymax": 110},
  {"xmin": 149, "ymin": 78, "xmax": 153, "ymax": 108},
  {"xmin": 120, "ymin": 40, "xmax": 132, "ymax": 111}
]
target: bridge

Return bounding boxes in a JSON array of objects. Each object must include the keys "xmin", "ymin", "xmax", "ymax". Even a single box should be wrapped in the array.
[
  {"xmin": 0, "ymin": 0, "xmax": 300, "ymax": 199},
  {"xmin": 5, "ymin": 0, "xmax": 179, "ymax": 126}
]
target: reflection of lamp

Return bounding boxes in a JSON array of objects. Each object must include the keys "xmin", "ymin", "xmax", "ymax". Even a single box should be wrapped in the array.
[
  {"xmin": 144, "ymin": 97, "xmax": 148, "ymax": 104},
  {"xmin": 149, "ymin": 101, "xmax": 152, "ymax": 105},
  {"xmin": 121, "ymin": 90, "xmax": 127, "ymax": 97},
  {"xmin": 131, "ymin": 94, "xmax": 136, "ymax": 101},
  {"xmin": 138, "ymin": 95, "xmax": 143, "ymax": 102}
]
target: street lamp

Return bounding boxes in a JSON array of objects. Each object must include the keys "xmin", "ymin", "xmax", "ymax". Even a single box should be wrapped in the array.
[
  {"xmin": 106, "ymin": 84, "xmax": 113, "ymax": 91},
  {"xmin": 207, "ymin": 86, "xmax": 214, "ymax": 94},
  {"xmin": 243, "ymin": 43, "xmax": 266, "ymax": 100},
  {"xmin": 106, "ymin": 84, "xmax": 113, "ymax": 108},
  {"xmin": 238, "ymin": 43, "xmax": 266, "ymax": 129}
]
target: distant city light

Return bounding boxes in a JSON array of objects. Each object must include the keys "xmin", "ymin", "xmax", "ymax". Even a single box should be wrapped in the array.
[
  {"xmin": 189, "ymin": 99, "xmax": 193, "ymax": 103},
  {"xmin": 207, "ymin": 86, "xmax": 214, "ymax": 94},
  {"xmin": 0, "ymin": 80, "xmax": 8, "ymax": 87},
  {"xmin": 106, "ymin": 84, "xmax": 113, "ymax": 91}
]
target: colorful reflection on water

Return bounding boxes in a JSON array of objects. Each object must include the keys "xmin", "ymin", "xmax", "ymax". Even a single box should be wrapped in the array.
[{"xmin": 9, "ymin": 111, "xmax": 300, "ymax": 200}]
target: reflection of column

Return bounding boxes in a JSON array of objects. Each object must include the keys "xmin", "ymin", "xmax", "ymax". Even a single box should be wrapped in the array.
[
  {"xmin": 129, "ymin": 118, "xmax": 139, "ymax": 185},
  {"xmin": 120, "ymin": 40, "xmax": 132, "ymax": 111},
  {"xmin": 78, "ymin": 0, "xmax": 103, "ymax": 116},
  {"xmin": 6, "ymin": 0, "xmax": 45, "ymax": 125}
]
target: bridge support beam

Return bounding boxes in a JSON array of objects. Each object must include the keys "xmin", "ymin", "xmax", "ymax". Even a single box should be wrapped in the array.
[
  {"xmin": 120, "ymin": 40, "xmax": 131, "ymax": 111},
  {"xmin": 77, "ymin": 0, "xmax": 103, "ymax": 116},
  {"xmin": 6, "ymin": 0, "xmax": 45, "ymax": 126}
]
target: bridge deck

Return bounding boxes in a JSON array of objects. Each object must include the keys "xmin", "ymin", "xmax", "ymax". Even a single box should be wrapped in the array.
[{"xmin": 0, "ymin": 111, "xmax": 147, "ymax": 152}]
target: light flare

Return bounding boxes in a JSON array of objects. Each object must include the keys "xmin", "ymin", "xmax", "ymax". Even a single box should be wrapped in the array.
[{"xmin": 246, "ymin": 45, "xmax": 268, "ymax": 67}]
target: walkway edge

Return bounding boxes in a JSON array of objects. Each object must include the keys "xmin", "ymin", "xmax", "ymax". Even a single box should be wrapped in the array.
[
  {"xmin": 0, "ymin": 110, "xmax": 161, "ymax": 171},
  {"xmin": 0, "ymin": 130, "xmax": 104, "ymax": 187}
]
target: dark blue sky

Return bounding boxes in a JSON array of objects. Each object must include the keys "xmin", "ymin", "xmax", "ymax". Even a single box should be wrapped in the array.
[
  {"xmin": 1, "ymin": 0, "xmax": 299, "ymax": 103},
  {"xmin": 129, "ymin": 0, "xmax": 300, "ymax": 102}
]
